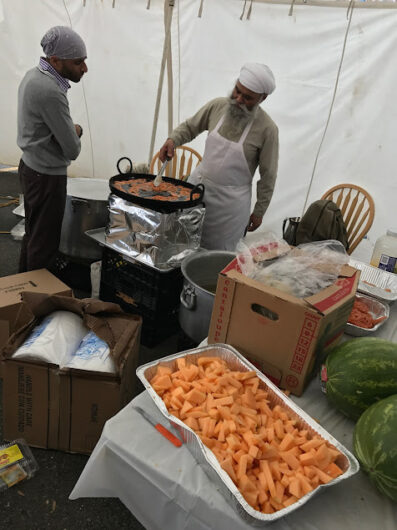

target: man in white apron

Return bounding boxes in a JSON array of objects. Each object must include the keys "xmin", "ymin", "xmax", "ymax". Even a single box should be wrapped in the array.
[{"xmin": 159, "ymin": 63, "xmax": 279, "ymax": 251}]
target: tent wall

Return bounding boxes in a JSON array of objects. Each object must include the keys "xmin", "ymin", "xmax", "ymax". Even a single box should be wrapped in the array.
[{"xmin": 0, "ymin": 0, "xmax": 396, "ymax": 245}]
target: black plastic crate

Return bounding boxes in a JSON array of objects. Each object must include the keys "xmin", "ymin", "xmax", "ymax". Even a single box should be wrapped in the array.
[
  {"xmin": 100, "ymin": 246, "xmax": 183, "ymax": 318},
  {"xmin": 100, "ymin": 281, "xmax": 180, "ymax": 346}
]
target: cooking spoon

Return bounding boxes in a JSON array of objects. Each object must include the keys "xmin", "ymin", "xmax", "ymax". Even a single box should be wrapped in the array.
[{"xmin": 153, "ymin": 158, "xmax": 170, "ymax": 187}]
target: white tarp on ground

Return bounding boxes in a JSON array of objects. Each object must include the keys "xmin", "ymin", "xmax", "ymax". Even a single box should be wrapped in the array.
[{"xmin": 0, "ymin": 0, "xmax": 396, "ymax": 245}]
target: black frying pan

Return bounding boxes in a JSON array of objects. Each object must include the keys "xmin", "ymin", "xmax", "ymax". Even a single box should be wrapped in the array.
[{"xmin": 109, "ymin": 157, "xmax": 205, "ymax": 213}]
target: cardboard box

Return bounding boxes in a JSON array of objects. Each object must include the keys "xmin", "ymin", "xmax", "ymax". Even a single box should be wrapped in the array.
[
  {"xmin": 1, "ymin": 291, "xmax": 142, "ymax": 454},
  {"xmin": 0, "ymin": 269, "xmax": 72, "ymax": 351},
  {"xmin": 208, "ymin": 256, "xmax": 359, "ymax": 396}
]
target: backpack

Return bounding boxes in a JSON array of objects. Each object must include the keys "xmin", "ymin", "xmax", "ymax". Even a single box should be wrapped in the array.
[{"xmin": 283, "ymin": 199, "xmax": 349, "ymax": 251}]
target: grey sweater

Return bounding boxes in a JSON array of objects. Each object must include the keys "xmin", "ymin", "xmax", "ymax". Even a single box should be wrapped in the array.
[{"xmin": 17, "ymin": 67, "xmax": 81, "ymax": 175}]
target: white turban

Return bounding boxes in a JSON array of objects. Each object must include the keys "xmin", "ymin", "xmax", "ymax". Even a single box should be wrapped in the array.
[
  {"xmin": 41, "ymin": 26, "xmax": 86, "ymax": 60},
  {"xmin": 238, "ymin": 63, "xmax": 276, "ymax": 95}
]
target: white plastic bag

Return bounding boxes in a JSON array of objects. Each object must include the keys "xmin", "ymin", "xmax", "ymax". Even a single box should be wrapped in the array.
[
  {"xmin": 63, "ymin": 331, "xmax": 116, "ymax": 374},
  {"xmin": 12, "ymin": 311, "xmax": 88, "ymax": 366}
]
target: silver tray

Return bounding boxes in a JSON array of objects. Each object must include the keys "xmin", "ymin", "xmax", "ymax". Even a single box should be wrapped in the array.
[
  {"xmin": 136, "ymin": 344, "xmax": 359, "ymax": 525},
  {"xmin": 345, "ymin": 293, "xmax": 390, "ymax": 337},
  {"xmin": 349, "ymin": 258, "xmax": 397, "ymax": 304}
]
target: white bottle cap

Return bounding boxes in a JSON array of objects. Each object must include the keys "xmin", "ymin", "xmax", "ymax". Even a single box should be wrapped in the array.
[{"xmin": 386, "ymin": 229, "xmax": 397, "ymax": 238}]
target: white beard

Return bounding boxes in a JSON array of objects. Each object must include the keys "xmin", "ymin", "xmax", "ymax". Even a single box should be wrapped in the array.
[{"xmin": 222, "ymin": 96, "xmax": 259, "ymax": 137}]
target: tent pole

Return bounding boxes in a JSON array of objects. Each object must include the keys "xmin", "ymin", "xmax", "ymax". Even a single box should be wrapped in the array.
[{"xmin": 148, "ymin": 0, "xmax": 175, "ymax": 165}]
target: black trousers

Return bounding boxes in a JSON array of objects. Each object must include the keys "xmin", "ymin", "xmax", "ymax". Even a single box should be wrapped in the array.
[{"xmin": 18, "ymin": 159, "xmax": 67, "ymax": 273}]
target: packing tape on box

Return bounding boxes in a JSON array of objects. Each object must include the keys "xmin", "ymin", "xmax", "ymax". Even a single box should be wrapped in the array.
[{"xmin": 12, "ymin": 310, "xmax": 88, "ymax": 366}]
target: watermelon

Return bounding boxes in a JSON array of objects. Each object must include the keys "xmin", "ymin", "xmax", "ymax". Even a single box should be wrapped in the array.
[
  {"xmin": 353, "ymin": 394, "xmax": 397, "ymax": 502},
  {"xmin": 324, "ymin": 337, "xmax": 397, "ymax": 420}
]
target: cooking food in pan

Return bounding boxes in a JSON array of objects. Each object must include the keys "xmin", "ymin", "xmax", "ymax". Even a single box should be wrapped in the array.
[{"xmin": 113, "ymin": 177, "xmax": 201, "ymax": 202}]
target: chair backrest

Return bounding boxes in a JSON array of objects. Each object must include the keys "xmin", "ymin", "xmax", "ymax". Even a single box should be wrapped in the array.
[
  {"xmin": 150, "ymin": 146, "xmax": 202, "ymax": 182},
  {"xmin": 321, "ymin": 184, "xmax": 375, "ymax": 254}
]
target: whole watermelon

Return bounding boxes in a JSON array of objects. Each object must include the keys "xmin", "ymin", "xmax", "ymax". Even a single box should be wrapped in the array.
[
  {"xmin": 324, "ymin": 337, "xmax": 397, "ymax": 420},
  {"xmin": 353, "ymin": 394, "xmax": 397, "ymax": 502}
]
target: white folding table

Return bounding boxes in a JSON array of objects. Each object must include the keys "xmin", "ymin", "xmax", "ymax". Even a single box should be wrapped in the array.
[{"xmin": 70, "ymin": 305, "xmax": 397, "ymax": 529}]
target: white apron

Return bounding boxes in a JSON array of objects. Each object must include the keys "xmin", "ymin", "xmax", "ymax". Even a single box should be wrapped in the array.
[{"xmin": 190, "ymin": 115, "xmax": 254, "ymax": 251}]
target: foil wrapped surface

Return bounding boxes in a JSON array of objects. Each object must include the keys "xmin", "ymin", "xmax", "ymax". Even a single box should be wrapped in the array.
[
  {"xmin": 349, "ymin": 258, "xmax": 397, "ymax": 304},
  {"xmin": 136, "ymin": 344, "xmax": 359, "ymax": 525},
  {"xmin": 106, "ymin": 194, "xmax": 205, "ymax": 269}
]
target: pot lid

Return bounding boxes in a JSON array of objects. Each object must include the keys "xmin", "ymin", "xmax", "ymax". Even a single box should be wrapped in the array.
[{"xmin": 67, "ymin": 178, "xmax": 110, "ymax": 201}]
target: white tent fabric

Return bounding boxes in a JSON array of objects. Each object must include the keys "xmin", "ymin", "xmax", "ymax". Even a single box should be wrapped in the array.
[{"xmin": 0, "ymin": 0, "xmax": 396, "ymax": 245}]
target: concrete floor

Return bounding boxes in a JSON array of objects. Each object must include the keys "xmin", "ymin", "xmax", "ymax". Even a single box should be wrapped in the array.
[{"xmin": 0, "ymin": 170, "xmax": 185, "ymax": 529}]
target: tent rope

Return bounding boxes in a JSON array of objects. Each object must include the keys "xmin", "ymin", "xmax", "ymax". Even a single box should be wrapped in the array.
[
  {"xmin": 247, "ymin": 0, "xmax": 254, "ymax": 19},
  {"xmin": 177, "ymin": 0, "xmax": 181, "ymax": 124},
  {"xmin": 148, "ymin": 0, "xmax": 175, "ymax": 164},
  {"xmin": 240, "ymin": 0, "xmax": 247, "ymax": 19},
  {"xmin": 63, "ymin": 0, "xmax": 95, "ymax": 177},
  {"xmin": 240, "ymin": 0, "xmax": 254, "ymax": 20},
  {"xmin": 302, "ymin": 0, "xmax": 355, "ymax": 215}
]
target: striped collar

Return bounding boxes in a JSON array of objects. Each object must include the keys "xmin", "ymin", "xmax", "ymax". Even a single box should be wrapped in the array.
[{"xmin": 39, "ymin": 57, "xmax": 70, "ymax": 92}]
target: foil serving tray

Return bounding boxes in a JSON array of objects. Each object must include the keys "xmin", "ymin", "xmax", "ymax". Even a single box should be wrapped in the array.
[
  {"xmin": 349, "ymin": 258, "xmax": 397, "ymax": 304},
  {"xmin": 136, "ymin": 344, "xmax": 359, "ymax": 526},
  {"xmin": 345, "ymin": 292, "xmax": 390, "ymax": 337}
]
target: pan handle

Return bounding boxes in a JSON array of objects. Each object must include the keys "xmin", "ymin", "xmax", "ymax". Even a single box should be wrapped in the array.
[
  {"xmin": 116, "ymin": 157, "xmax": 133, "ymax": 175},
  {"xmin": 190, "ymin": 183, "xmax": 205, "ymax": 202}
]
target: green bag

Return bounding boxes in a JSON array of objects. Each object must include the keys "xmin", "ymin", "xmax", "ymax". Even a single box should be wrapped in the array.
[{"xmin": 284, "ymin": 200, "xmax": 349, "ymax": 251}]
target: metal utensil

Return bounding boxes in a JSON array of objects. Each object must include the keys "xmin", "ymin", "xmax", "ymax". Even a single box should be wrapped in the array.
[
  {"xmin": 153, "ymin": 159, "xmax": 169, "ymax": 187},
  {"xmin": 135, "ymin": 406, "xmax": 182, "ymax": 448}
]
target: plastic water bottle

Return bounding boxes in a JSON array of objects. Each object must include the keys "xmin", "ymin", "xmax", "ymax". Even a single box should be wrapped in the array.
[{"xmin": 370, "ymin": 229, "xmax": 397, "ymax": 274}]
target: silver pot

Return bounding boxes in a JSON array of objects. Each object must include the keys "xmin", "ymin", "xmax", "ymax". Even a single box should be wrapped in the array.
[
  {"xmin": 59, "ymin": 178, "xmax": 110, "ymax": 261},
  {"xmin": 179, "ymin": 250, "xmax": 235, "ymax": 343}
]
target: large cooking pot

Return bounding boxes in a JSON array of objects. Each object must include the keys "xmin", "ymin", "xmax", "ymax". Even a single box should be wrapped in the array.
[
  {"xmin": 179, "ymin": 250, "xmax": 235, "ymax": 343},
  {"xmin": 60, "ymin": 177, "xmax": 110, "ymax": 261}
]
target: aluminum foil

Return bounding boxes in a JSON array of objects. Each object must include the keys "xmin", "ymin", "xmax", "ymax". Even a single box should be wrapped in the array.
[
  {"xmin": 345, "ymin": 293, "xmax": 390, "ymax": 337},
  {"xmin": 349, "ymin": 258, "xmax": 397, "ymax": 304},
  {"xmin": 105, "ymin": 194, "xmax": 205, "ymax": 270},
  {"xmin": 136, "ymin": 344, "xmax": 359, "ymax": 526}
]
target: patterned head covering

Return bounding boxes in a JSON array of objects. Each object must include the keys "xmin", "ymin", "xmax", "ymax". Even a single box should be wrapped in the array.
[
  {"xmin": 41, "ymin": 26, "xmax": 86, "ymax": 59},
  {"xmin": 238, "ymin": 63, "xmax": 276, "ymax": 95}
]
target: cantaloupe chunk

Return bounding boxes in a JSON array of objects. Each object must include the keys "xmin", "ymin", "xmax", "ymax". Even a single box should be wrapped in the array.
[
  {"xmin": 325, "ymin": 462, "xmax": 344, "ymax": 478},
  {"xmin": 220, "ymin": 456, "xmax": 237, "ymax": 483}
]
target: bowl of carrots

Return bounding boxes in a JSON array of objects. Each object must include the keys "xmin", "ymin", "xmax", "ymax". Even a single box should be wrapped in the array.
[{"xmin": 345, "ymin": 293, "xmax": 389, "ymax": 337}]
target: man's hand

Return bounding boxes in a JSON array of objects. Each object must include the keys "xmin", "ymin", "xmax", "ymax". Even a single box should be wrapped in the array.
[
  {"xmin": 159, "ymin": 138, "xmax": 175, "ymax": 162},
  {"xmin": 247, "ymin": 213, "xmax": 263, "ymax": 232},
  {"xmin": 74, "ymin": 124, "xmax": 83, "ymax": 138}
]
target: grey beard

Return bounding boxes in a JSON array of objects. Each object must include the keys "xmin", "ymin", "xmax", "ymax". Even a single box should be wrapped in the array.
[{"xmin": 222, "ymin": 97, "xmax": 258, "ymax": 138}]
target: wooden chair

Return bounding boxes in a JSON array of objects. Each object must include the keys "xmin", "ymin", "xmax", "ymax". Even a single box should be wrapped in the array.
[
  {"xmin": 150, "ymin": 146, "xmax": 202, "ymax": 182},
  {"xmin": 321, "ymin": 184, "xmax": 375, "ymax": 254}
]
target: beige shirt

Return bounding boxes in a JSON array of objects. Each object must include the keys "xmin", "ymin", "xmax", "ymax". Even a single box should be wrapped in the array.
[{"xmin": 169, "ymin": 97, "xmax": 279, "ymax": 218}]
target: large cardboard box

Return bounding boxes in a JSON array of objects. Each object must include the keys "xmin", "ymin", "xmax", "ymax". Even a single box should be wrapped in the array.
[
  {"xmin": 1, "ymin": 291, "xmax": 142, "ymax": 454},
  {"xmin": 208, "ymin": 256, "xmax": 359, "ymax": 396},
  {"xmin": 0, "ymin": 269, "xmax": 72, "ymax": 351}
]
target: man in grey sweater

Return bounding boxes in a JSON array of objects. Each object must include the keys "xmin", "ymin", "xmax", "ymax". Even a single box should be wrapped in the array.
[{"xmin": 17, "ymin": 26, "xmax": 88, "ymax": 272}]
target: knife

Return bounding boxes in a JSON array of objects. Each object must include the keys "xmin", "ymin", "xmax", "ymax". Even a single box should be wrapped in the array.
[{"xmin": 135, "ymin": 406, "xmax": 182, "ymax": 448}]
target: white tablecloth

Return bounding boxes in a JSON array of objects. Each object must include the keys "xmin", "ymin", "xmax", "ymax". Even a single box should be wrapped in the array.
[{"xmin": 70, "ymin": 305, "xmax": 397, "ymax": 530}]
